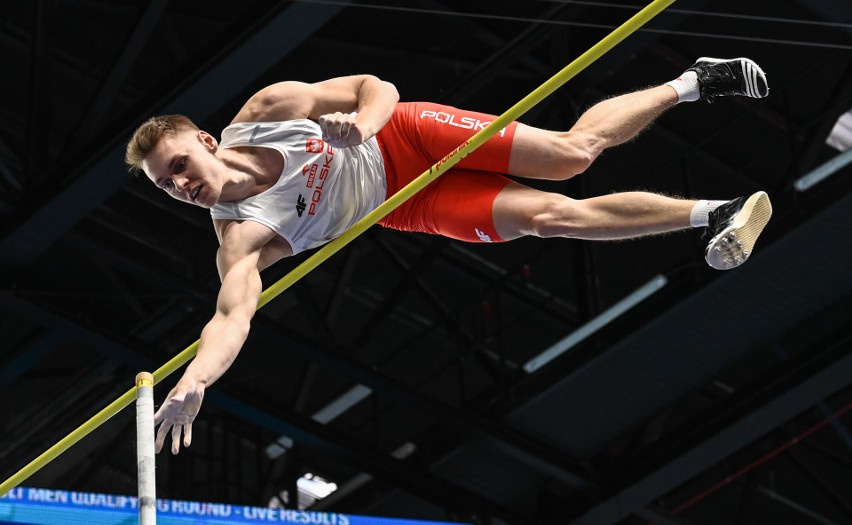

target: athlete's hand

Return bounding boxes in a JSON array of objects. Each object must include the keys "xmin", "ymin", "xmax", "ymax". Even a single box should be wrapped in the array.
[
  {"xmin": 318, "ymin": 112, "xmax": 369, "ymax": 148},
  {"xmin": 154, "ymin": 373, "xmax": 206, "ymax": 454}
]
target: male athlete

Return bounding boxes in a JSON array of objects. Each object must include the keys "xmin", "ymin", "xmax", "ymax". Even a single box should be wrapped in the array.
[{"xmin": 125, "ymin": 57, "xmax": 772, "ymax": 454}]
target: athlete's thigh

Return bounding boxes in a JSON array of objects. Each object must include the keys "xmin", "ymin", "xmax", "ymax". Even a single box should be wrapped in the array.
[
  {"xmin": 425, "ymin": 169, "xmax": 512, "ymax": 243},
  {"xmin": 412, "ymin": 102, "xmax": 518, "ymax": 173}
]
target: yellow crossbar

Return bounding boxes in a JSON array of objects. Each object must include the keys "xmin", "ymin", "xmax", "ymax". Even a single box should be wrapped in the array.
[{"xmin": 0, "ymin": 0, "xmax": 676, "ymax": 497}]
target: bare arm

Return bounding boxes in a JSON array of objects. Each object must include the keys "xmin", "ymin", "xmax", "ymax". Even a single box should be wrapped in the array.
[
  {"xmin": 188, "ymin": 230, "xmax": 264, "ymax": 385},
  {"xmin": 154, "ymin": 220, "xmax": 281, "ymax": 454},
  {"xmin": 232, "ymin": 74, "xmax": 399, "ymax": 147}
]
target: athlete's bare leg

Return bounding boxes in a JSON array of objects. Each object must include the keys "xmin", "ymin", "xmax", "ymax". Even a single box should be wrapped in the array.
[
  {"xmin": 492, "ymin": 182, "xmax": 693, "ymax": 241},
  {"xmin": 506, "ymin": 85, "xmax": 677, "ymax": 180}
]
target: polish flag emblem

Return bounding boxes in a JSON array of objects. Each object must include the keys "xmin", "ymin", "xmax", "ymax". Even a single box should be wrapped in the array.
[{"xmin": 306, "ymin": 138, "xmax": 325, "ymax": 153}]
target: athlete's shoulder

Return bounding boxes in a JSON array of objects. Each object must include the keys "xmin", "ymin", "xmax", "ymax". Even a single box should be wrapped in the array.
[
  {"xmin": 214, "ymin": 218, "xmax": 279, "ymax": 251},
  {"xmin": 231, "ymin": 82, "xmax": 315, "ymax": 124}
]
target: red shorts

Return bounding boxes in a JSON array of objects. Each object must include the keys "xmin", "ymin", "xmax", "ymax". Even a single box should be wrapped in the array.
[{"xmin": 375, "ymin": 102, "xmax": 518, "ymax": 243}]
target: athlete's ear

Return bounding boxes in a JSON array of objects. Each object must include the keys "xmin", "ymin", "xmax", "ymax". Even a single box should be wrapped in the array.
[{"xmin": 197, "ymin": 130, "xmax": 218, "ymax": 151}]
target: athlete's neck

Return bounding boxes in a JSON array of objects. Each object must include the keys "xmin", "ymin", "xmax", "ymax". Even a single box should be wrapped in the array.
[{"xmin": 218, "ymin": 146, "xmax": 284, "ymax": 200}]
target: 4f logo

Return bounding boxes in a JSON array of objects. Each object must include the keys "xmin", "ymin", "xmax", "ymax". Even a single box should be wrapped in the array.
[
  {"xmin": 474, "ymin": 228, "xmax": 493, "ymax": 242},
  {"xmin": 296, "ymin": 194, "xmax": 306, "ymax": 217},
  {"xmin": 306, "ymin": 138, "xmax": 324, "ymax": 153}
]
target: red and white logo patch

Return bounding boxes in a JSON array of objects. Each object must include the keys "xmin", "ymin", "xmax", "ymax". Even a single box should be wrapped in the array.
[{"xmin": 306, "ymin": 138, "xmax": 325, "ymax": 153}]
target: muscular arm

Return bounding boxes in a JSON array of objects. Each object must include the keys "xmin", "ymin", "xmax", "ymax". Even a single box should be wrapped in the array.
[
  {"xmin": 232, "ymin": 74, "xmax": 399, "ymax": 146},
  {"xmin": 185, "ymin": 228, "xmax": 264, "ymax": 386},
  {"xmin": 154, "ymin": 220, "xmax": 282, "ymax": 454}
]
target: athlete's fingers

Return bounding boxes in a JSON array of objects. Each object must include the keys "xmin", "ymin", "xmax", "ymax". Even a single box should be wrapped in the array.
[
  {"xmin": 154, "ymin": 422, "xmax": 169, "ymax": 454},
  {"xmin": 170, "ymin": 423, "xmax": 182, "ymax": 455},
  {"xmin": 183, "ymin": 422, "xmax": 193, "ymax": 448}
]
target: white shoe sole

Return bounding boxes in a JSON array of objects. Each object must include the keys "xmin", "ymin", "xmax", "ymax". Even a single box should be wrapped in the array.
[
  {"xmin": 695, "ymin": 56, "xmax": 769, "ymax": 98},
  {"xmin": 705, "ymin": 191, "xmax": 773, "ymax": 270}
]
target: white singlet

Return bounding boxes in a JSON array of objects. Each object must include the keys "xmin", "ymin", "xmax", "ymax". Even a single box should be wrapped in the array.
[{"xmin": 210, "ymin": 120, "xmax": 387, "ymax": 254}]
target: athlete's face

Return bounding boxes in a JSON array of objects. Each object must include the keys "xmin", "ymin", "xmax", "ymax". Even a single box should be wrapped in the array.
[{"xmin": 142, "ymin": 130, "xmax": 223, "ymax": 209}]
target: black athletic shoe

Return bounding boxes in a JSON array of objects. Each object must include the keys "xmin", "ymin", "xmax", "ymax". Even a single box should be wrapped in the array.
[
  {"xmin": 688, "ymin": 57, "xmax": 769, "ymax": 103},
  {"xmin": 704, "ymin": 191, "xmax": 772, "ymax": 270}
]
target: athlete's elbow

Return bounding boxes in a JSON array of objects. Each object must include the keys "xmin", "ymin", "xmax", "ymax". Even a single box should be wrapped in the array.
[
  {"xmin": 383, "ymin": 81, "xmax": 400, "ymax": 104},
  {"xmin": 362, "ymin": 75, "xmax": 399, "ymax": 103}
]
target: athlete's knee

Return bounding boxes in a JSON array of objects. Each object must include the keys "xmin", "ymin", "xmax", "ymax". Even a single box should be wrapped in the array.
[
  {"xmin": 568, "ymin": 130, "xmax": 605, "ymax": 171},
  {"xmin": 527, "ymin": 194, "xmax": 586, "ymax": 238},
  {"xmin": 553, "ymin": 130, "xmax": 600, "ymax": 177}
]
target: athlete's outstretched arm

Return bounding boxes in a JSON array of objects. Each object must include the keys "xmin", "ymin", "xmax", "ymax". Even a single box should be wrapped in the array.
[
  {"xmin": 153, "ymin": 220, "xmax": 281, "ymax": 454},
  {"xmin": 232, "ymin": 74, "xmax": 399, "ymax": 147}
]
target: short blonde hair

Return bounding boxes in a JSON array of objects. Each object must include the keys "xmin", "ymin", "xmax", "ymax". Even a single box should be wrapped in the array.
[{"xmin": 125, "ymin": 114, "xmax": 199, "ymax": 172}]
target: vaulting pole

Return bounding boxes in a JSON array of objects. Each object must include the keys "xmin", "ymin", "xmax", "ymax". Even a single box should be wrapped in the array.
[{"xmin": 0, "ymin": 0, "xmax": 676, "ymax": 496}]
